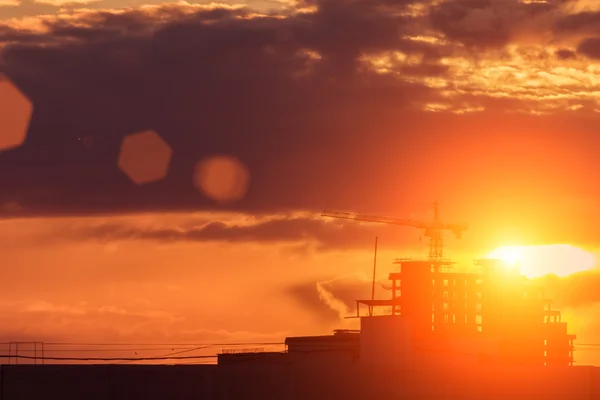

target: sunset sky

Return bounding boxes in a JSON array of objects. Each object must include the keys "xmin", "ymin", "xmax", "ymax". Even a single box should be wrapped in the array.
[{"xmin": 1, "ymin": 0, "xmax": 600, "ymax": 365}]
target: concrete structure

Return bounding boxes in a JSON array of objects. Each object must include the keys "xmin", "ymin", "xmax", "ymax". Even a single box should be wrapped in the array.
[
  {"xmin": 359, "ymin": 315, "xmax": 411, "ymax": 366},
  {"xmin": 356, "ymin": 258, "xmax": 576, "ymax": 366},
  {"xmin": 323, "ymin": 204, "xmax": 576, "ymax": 366}
]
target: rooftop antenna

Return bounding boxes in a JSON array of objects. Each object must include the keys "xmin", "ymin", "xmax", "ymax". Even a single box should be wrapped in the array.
[{"xmin": 370, "ymin": 236, "xmax": 378, "ymax": 316}]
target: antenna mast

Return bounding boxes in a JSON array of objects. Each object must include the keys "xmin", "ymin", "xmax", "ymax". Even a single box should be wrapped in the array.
[{"xmin": 370, "ymin": 236, "xmax": 378, "ymax": 316}]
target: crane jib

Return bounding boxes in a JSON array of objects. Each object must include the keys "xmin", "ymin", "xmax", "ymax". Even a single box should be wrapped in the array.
[{"xmin": 321, "ymin": 204, "xmax": 468, "ymax": 260}]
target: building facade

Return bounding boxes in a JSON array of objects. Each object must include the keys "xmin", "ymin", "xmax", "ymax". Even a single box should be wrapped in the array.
[{"xmin": 355, "ymin": 258, "xmax": 576, "ymax": 366}]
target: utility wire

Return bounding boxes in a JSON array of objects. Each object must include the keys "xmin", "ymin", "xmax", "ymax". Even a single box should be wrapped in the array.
[
  {"xmin": 176, "ymin": 361, "xmax": 218, "ymax": 365},
  {"xmin": 0, "ymin": 342, "xmax": 285, "ymax": 364},
  {"xmin": 2, "ymin": 341, "xmax": 593, "ymax": 351},
  {"xmin": 114, "ymin": 345, "xmax": 216, "ymax": 365},
  {"xmin": 1, "ymin": 342, "xmax": 592, "ymax": 363},
  {"xmin": 17, "ymin": 342, "xmax": 285, "ymax": 346},
  {"xmin": 0, "ymin": 345, "xmax": 590, "ymax": 363},
  {"xmin": 0, "ymin": 347, "xmax": 198, "ymax": 352},
  {"xmin": 0, "ymin": 354, "xmax": 217, "ymax": 361},
  {"xmin": 156, "ymin": 345, "xmax": 215, "ymax": 358}
]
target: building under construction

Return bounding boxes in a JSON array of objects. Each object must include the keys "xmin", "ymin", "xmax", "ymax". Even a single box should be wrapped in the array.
[
  {"xmin": 353, "ymin": 257, "xmax": 575, "ymax": 367},
  {"xmin": 0, "ymin": 203, "xmax": 586, "ymax": 400},
  {"xmin": 321, "ymin": 202, "xmax": 576, "ymax": 367}
]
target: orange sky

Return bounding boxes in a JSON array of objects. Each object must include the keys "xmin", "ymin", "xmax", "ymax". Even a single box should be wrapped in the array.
[
  {"xmin": 0, "ymin": 212, "xmax": 599, "ymax": 365},
  {"xmin": 1, "ymin": 0, "xmax": 600, "ymax": 366}
]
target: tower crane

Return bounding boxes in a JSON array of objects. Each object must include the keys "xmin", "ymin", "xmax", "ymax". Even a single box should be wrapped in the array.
[{"xmin": 321, "ymin": 202, "xmax": 468, "ymax": 261}]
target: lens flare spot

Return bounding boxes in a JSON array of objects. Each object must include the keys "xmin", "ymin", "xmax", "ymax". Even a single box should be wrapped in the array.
[
  {"xmin": 0, "ymin": 73, "xmax": 33, "ymax": 152},
  {"xmin": 193, "ymin": 155, "xmax": 250, "ymax": 204},
  {"xmin": 78, "ymin": 135, "xmax": 95, "ymax": 149},
  {"xmin": 118, "ymin": 130, "xmax": 172, "ymax": 185}
]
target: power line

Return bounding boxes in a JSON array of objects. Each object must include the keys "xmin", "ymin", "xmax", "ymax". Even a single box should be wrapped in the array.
[
  {"xmin": 176, "ymin": 361, "xmax": 218, "ymax": 365},
  {"xmin": 0, "ymin": 347, "xmax": 198, "ymax": 352},
  {"xmin": 21, "ymin": 342, "xmax": 285, "ymax": 347},
  {"xmin": 1, "ymin": 345, "xmax": 593, "ymax": 364},
  {"xmin": 156, "ymin": 345, "xmax": 214, "ymax": 358},
  {"xmin": 115, "ymin": 345, "xmax": 216, "ymax": 365},
  {"xmin": 0, "ymin": 354, "xmax": 218, "ymax": 361}
]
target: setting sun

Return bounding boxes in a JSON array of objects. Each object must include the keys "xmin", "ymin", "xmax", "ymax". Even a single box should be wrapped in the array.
[
  {"xmin": 488, "ymin": 246, "xmax": 524, "ymax": 266},
  {"xmin": 487, "ymin": 245, "xmax": 597, "ymax": 278}
]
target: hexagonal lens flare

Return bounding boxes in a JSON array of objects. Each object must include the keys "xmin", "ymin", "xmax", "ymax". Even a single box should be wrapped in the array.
[
  {"xmin": 118, "ymin": 130, "xmax": 173, "ymax": 185},
  {"xmin": 0, "ymin": 73, "xmax": 33, "ymax": 152}
]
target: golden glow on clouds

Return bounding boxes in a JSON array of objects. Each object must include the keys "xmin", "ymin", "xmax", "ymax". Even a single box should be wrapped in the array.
[
  {"xmin": 404, "ymin": 35, "xmax": 447, "ymax": 45},
  {"xmin": 0, "ymin": 2, "xmax": 246, "ymax": 33},
  {"xmin": 487, "ymin": 244, "xmax": 597, "ymax": 278},
  {"xmin": 284, "ymin": 0, "xmax": 317, "ymax": 15},
  {"xmin": 357, "ymin": 40, "xmax": 600, "ymax": 113},
  {"xmin": 563, "ymin": 0, "xmax": 600, "ymax": 14},
  {"xmin": 345, "ymin": 0, "xmax": 600, "ymax": 115},
  {"xmin": 520, "ymin": 0, "xmax": 549, "ymax": 3},
  {"xmin": 34, "ymin": 0, "xmax": 99, "ymax": 6},
  {"xmin": 423, "ymin": 102, "xmax": 484, "ymax": 114},
  {"xmin": 424, "ymin": 103, "xmax": 450, "ymax": 112},
  {"xmin": 358, "ymin": 51, "xmax": 424, "ymax": 75},
  {"xmin": 2, "ymin": 0, "xmax": 600, "ymax": 114},
  {"xmin": 432, "ymin": 45, "xmax": 600, "ymax": 112},
  {"xmin": 401, "ymin": 1, "xmax": 443, "ymax": 17}
]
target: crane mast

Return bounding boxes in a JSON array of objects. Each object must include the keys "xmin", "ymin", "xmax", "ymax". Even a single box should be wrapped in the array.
[{"xmin": 321, "ymin": 202, "xmax": 467, "ymax": 261}]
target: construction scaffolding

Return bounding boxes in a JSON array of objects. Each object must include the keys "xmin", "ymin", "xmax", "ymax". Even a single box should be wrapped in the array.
[{"xmin": 355, "ymin": 259, "xmax": 576, "ymax": 366}]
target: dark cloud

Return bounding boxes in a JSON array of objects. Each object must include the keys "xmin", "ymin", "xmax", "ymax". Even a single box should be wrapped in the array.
[
  {"xmin": 428, "ymin": 0, "xmax": 555, "ymax": 48},
  {"xmin": 576, "ymin": 37, "xmax": 600, "ymax": 59},
  {"xmin": 0, "ymin": 2, "xmax": 447, "ymax": 217},
  {"xmin": 54, "ymin": 215, "xmax": 418, "ymax": 251},
  {"xmin": 554, "ymin": 11, "xmax": 600, "ymax": 35},
  {"xmin": 556, "ymin": 48, "xmax": 576, "ymax": 60},
  {"xmin": 0, "ymin": 1, "xmax": 598, "ymax": 221}
]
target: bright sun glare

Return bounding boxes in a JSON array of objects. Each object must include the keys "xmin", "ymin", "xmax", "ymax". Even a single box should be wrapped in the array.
[{"xmin": 486, "ymin": 244, "xmax": 597, "ymax": 278}]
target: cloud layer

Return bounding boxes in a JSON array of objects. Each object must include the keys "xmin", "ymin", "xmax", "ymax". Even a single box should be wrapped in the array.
[
  {"xmin": 1, "ymin": 1, "xmax": 600, "ymax": 364},
  {"xmin": 0, "ymin": 1, "xmax": 600, "ymax": 219}
]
